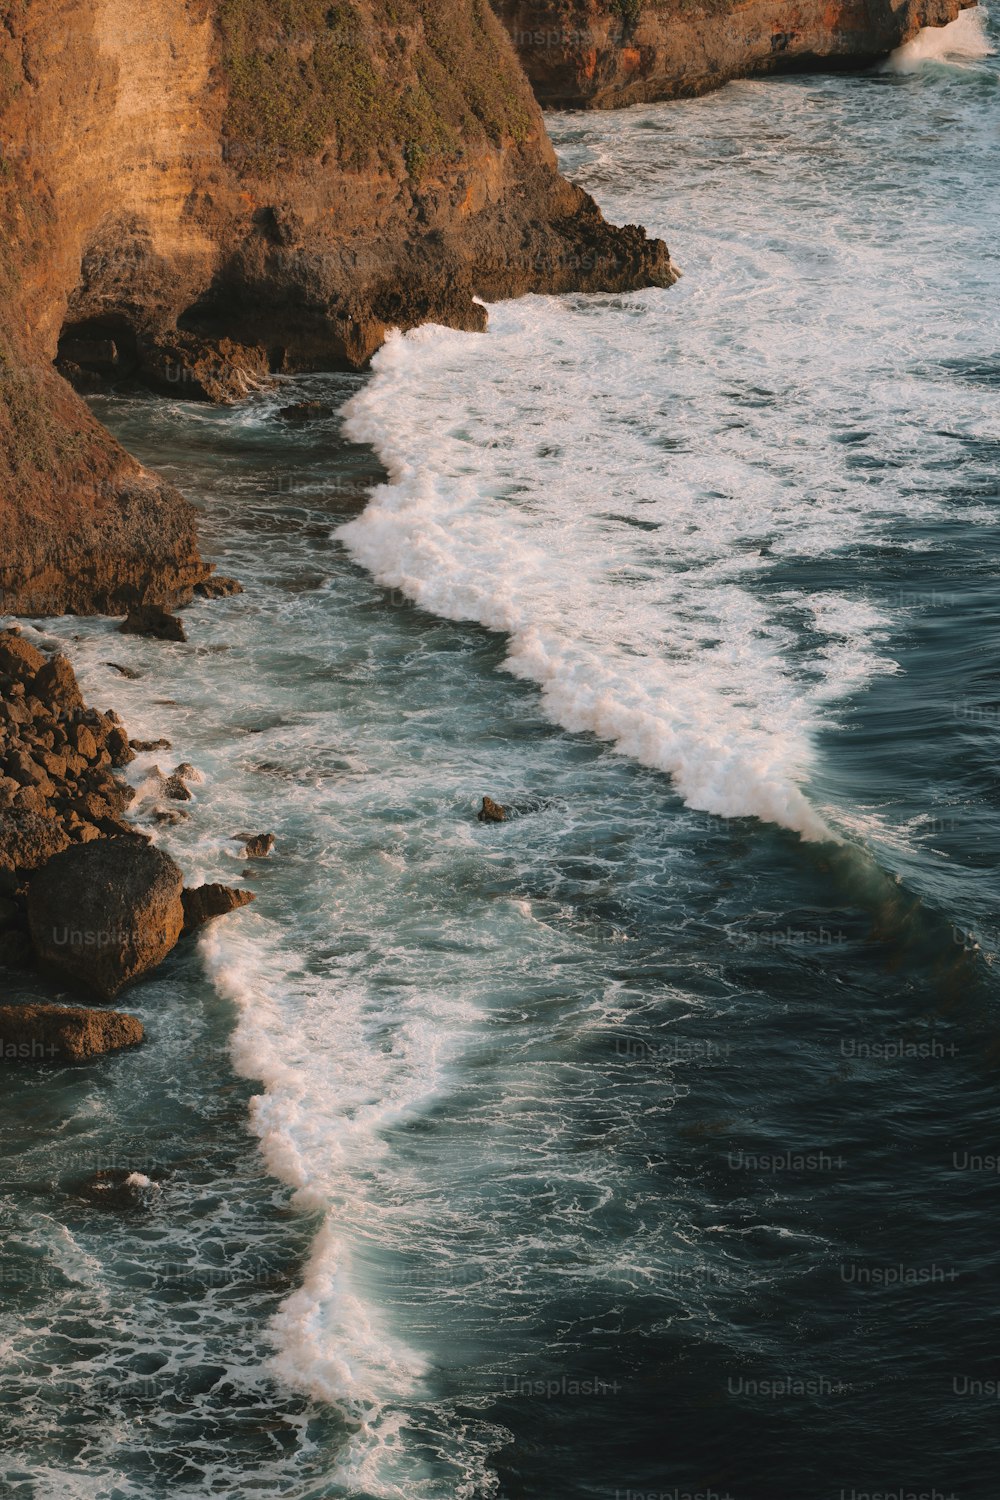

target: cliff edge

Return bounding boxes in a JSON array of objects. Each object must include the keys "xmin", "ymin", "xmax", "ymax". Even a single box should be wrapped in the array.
[
  {"xmin": 493, "ymin": 0, "xmax": 974, "ymax": 108},
  {"xmin": 0, "ymin": 0, "xmax": 677, "ymax": 616}
]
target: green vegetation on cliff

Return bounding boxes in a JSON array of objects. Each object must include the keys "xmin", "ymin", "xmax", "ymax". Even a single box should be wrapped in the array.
[{"xmin": 218, "ymin": 0, "xmax": 536, "ymax": 173}]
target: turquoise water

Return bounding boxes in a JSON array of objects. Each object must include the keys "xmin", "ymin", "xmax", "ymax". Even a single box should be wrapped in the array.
[{"xmin": 2, "ymin": 10, "xmax": 999, "ymax": 1497}]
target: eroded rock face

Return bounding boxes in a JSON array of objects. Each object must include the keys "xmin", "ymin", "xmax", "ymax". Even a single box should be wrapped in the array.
[
  {"xmin": 0, "ymin": 1003, "xmax": 144, "ymax": 1062},
  {"xmin": 27, "ymin": 841, "xmax": 186, "ymax": 1001},
  {"xmin": 494, "ymin": 0, "xmax": 974, "ymax": 108},
  {"xmin": 0, "ymin": 631, "xmax": 143, "ymax": 863},
  {"xmin": 181, "ymin": 883, "xmax": 255, "ymax": 933},
  {"xmin": 0, "ymin": 0, "xmax": 676, "ymax": 617}
]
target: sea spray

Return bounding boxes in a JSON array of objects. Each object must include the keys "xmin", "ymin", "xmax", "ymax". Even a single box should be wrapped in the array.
[{"xmin": 885, "ymin": 4, "xmax": 994, "ymax": 71}]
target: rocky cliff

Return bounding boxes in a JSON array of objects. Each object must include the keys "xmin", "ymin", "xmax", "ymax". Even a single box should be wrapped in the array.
[
  {"xmin": 0, "ymin": 0, "xmax": 677, "ymax": 616},
  {"xmin": 493, "ymin": 0, "xmax": 973, "ymax": 108}
]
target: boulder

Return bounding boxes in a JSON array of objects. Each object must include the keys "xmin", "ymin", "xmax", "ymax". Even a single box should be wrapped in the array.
[
  {"xmin": 194, "ymin": 575, "xmax": 243, "ymax": 599},
  {"xmin": 131, "ymin": 738, "xmax": 172, "ymax": 752},
  {"xmin": 26, "ymin": 841, "xmax": 185, "ymax": 1000},
  {"xmin": 0, "ymin": 631, "xmax": 46, "ymax": 681},
  {"xmin": 477, "ymin": 796, "xmax": 507, "ymax": 824},
  {"xmin": 106, "ymin": 661, "xmax": 141, "ymax": 679},
  {"xmin": 138, "ymin": 334, "xmax": 269, "ymax": 405},
  {"xmin": 32, "ymin": 654, "xmax": 84, "ymax": 712},
  {"xmin": 239, "ymin": 832, "xmax": 275, "ymax": 859},
  {"xmin": 182, "ymin": 883, "xmax": 255, "ymax": 934},
  {"xmin": 120, "ymin": 605, "xmax": 187, "ymax": 642},
  {"xmin": 0, "ymin": 1003, "xmax": 143, "ymax": 1062},
  {"xmin": 0, "ymin": 810, "xmax": 71, "ymax": 873}
]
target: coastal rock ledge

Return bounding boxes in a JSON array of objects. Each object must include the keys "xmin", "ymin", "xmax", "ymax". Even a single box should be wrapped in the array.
[
  {"xmin": 0, "ymin": 1004, "xmax": 144, "ymax": 1063},
  {"xmin": 0, "ymin": 0, "xmax": 676, "ymax": 618},
  {"xmin": 494, "ymin": 0, "xmax": 976, "ymax": 108}
]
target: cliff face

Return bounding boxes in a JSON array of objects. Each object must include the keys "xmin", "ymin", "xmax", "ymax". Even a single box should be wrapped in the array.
[
  {"xmin": 0, "ymin": 0, "xmax": 677, "ymax": 616},
  {"xmin": 493, "ymin": 0, "xmax": 973, "ymax": 108}
]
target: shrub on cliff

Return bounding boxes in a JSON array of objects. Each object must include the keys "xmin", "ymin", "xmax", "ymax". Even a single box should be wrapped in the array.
[{"xmin": 218, "ymin": 0, "xmax": 536, "ymax": 173}]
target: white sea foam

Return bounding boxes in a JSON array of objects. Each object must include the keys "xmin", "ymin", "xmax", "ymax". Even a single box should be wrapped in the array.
[
  {"xmin": 337, "ymin": 307, "xmax": 904, "ymax": 843},
  {"xmin": 886, "ymin": 5, "xmax": 994, "ymax": 70},
  {"xmin": 200, "ymin": 923, "xmax": 492, "ymax": 1495}
]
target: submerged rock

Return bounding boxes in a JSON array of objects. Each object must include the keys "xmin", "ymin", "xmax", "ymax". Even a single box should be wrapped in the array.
[
  {"xmin": 0, "ymin": 1003, "xmax": 144, "ymax": 1062},
  {"xmin": 26, "ymin": 841, "xmax": 185, "ymax": 1000},
  {"xmin": 195, "ymin": 575, "xmax": 243, "ymax": 600},
  {"xmin": 79, "ymin": 1167, "xmax": 164, "ymax": 1207},
  {"xmin": 278, "ymin": 400, "xmax": 334, "ymax": 423},
  {"xmin": 120, "ymin": 605, "xmax": 187, "ymax": 642},
  {"xmin": 478, "ymin": 797, "xmax": 508, "ymax": 824},
  {"xmin": 182, "ymin": 883, "xmax": 256, "ymax": 933}
]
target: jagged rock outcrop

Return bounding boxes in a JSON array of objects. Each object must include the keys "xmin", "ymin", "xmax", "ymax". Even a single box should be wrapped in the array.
[
  {"xmin": 0, "ymin": 0, "xmax": 676, "ymax": 616},
  {"xmin": 181, "ymin": 882, "xmax": 255, "ymax": 933},
  {"xmin": 0, "ymin": 1003, "xmax": 144, "ymax": 1061},
  {"xmin": 494, "ymin": 0, "xmax": 974, "ymax": 108}
]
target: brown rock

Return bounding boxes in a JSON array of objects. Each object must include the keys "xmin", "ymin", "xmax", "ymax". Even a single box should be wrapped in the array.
[
  {"xmin": 39, "ymin": 750, "xmax": 70, "ymax": 780},
  {"xmin": 496, "ymin": 0, "xmax": 968, "ymax": 108},
  {"xmin": 0, "ymin": 1004, "xmax": 143, "ymax": 1062},
  {"xmin": 478, "ymin": 797, "xmax": 508, "ymax": 824},
  {"xmin": 154, "ymin": 809, "xmax": 188, "ymax": 826},
  {"xmin": 73, "ymin": 724, "xmax": 99, "ymax": 761},
  {"xmin": 0, "ymin": 810, "xmax": 71, "ymax": 873},
  {"xmin": 164, "ymin": 775, "xmax": 192, "ymax": 802},
  {"xmin": 106, "ymin": 662, "xmax": 141, "ymax": 680},
  {"xmin": 26, "ymin": 841, "xmax": 185, "ymax": 1000},
  {"xmin": 120, "ymin": 606, "xmax": 187, "ymax": 643},
  {"xmin": 106, "ymin": 724, "xmax": 135, "ymax": 768},
  {"xmin": 240, "ymin": 832, "xmax": 275, "ymax": 859},
  {"xmin": 131, "ymin": 738, "xmax": 172, "ymax": 753},
  {"xmin": 0, "ymin": 631, "xmax": 47, "ymax": 681},
  {"xmin": 194, "ymin": 575, "xmax": 243, "ymax": 600},
  {"xmin": 33, "ymin": 654, "xmax": 84, "ymax": 712},
  {"xmin": 0, "ymin": 0, "xmax": 676, "ymax": 622},
  {"xmin": 139, "ymin": 334, "xmax": 270, "ymax": 405},
  {"xmin": 11, "ymin": 785, "xmax": 53, "ymax": 817},
  {"xmin": 182, "ymin": 883, "xmax": 255, "ymax": 934}
]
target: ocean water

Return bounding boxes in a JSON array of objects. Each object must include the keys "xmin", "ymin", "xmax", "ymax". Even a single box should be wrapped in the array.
[{"xmin": 2, "ymin": 8, "xmax": 1000, "ymax": 1497}]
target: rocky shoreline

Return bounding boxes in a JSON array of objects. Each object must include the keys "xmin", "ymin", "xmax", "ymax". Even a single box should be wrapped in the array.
[
  {"xmin": 494, "ymin": 0, "xmax": 975, "ymax": 109},
  {"xmin": 0, "ymin": 0, "xmax": 975, "ymax": 1062},
  {"xmin": 0, "ymin": 0, "xmax": 677, "ymax": 620},
  {"xmin": 0, "ymin": 625, "xmax": 258, "ymax": 1061}
]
